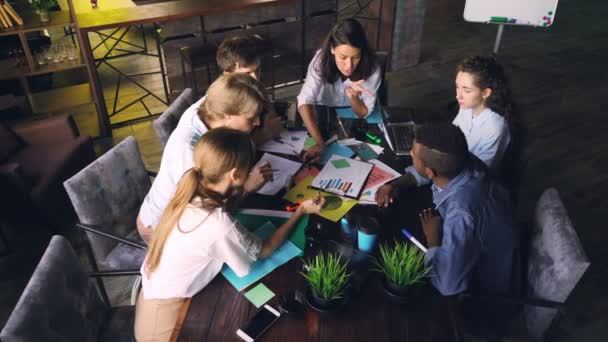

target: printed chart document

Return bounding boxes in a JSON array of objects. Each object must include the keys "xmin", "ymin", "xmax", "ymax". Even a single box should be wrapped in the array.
[
  {"xmin": 255, "ymin": 153, "xmax": 302, "ymax": 195},
  {"xmin": 257, "ymin": 130, "xmax": 308, "ymax": 156},
  {"xmin": 222, "ymin": 222, "xmax": 301, "ymax": 291},
  {"xmin": 312, "ymin": 155, "xmax": 373, "ymax": 199},
  {"xmin": 359, "ymin": 159, "xmax": 402, "ymax": 204}
]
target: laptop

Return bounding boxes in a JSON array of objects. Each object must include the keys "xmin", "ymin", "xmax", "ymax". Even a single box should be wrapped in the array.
[{"xmin": 377, "ymin": 104, "xmax": 416, "ymax": 156}]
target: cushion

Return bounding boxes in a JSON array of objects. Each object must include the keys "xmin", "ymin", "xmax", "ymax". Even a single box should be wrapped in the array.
[
  {"xmin": 100, "ymin": 230, "xmax": 146, "ymax": 270},
  {"xmin": 524, "ymin": 187, "xmax": 590, "ymax": 340},
  {"xmin": 0, "ymin": 121, "xmax": 24, "ymax": 163}
]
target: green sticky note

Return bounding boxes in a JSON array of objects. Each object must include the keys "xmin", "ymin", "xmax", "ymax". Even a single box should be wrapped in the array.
[
  {"xmin": 304, "ymin": 136, "xmax": 317, "ymax": 149},
  {"xmin": 244, "ymin": 283, "xmax": 275, "ymax": 308},
  {"xmin": 331, "ymin": 159, "xmax": 351, "ymax": 169}
]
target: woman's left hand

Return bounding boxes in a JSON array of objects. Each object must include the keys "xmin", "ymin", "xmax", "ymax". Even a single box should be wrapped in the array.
[
  {"xmin": 346, "ymin": 80, "xmax": 374, "ymax": 99},
  {"xmin": 245, "ymin": 161, "xmax": 274, "ymax": 193}
]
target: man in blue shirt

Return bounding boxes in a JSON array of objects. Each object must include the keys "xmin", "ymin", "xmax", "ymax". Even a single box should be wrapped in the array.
[{"xmin": 378, "ymin": 123, "xmax": 519, "ymax": 297}]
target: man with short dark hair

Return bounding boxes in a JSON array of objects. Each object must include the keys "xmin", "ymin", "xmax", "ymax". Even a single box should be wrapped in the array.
[
  {"xmin": 378, "ymin": 123, "xmax": 518, "ymax": 296},
  {"xmin": 216, "ymin": 35, "xmax": 262, "ymax": 79}
]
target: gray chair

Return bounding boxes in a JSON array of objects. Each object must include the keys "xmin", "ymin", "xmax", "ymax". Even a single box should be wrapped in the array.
[
  {"xmin": 63, "ymin": 136, "xmax": 150, "ymax": 304},
  {"xmin": 153, "ymin": 88, "xmax": 194, "ymax": 148},
  {"xmin": 0, "ymin": 235, "xmax": 137, "ymax": 341},
  {"xmin": 462, "ymin": 187, "xmax": 590, "ymax": 341},
  {"xmin": 522, "ymin": 187, "xmax": 590, "ymax": 340}
]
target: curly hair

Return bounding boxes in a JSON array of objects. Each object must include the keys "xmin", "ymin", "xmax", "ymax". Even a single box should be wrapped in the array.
[{"xmin": 457, "ymin": 56, "xmax": 519, "ymax": 130}]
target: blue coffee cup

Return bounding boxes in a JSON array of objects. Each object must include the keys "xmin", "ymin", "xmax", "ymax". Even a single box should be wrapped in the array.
[{"xmin": 357, "ymin": 217, "xmax": 379, "ymax": 252}]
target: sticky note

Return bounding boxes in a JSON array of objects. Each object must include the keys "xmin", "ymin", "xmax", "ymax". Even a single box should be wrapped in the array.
[
  {"xmin": 320, "ymin": 143, "xmax": 355, "ymax": 164},
  {"xmin": 331, "ymin": 159, "xmax": 351, "ymax": 169},
  {"xmin": 244, "ymin": 283, "xmax": 276, "ymax": 308}
]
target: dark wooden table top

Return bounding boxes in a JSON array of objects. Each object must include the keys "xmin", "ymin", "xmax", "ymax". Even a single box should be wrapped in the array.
[
  {"xmin": 76, "ymin": 0, "xmax": 300, "ymax": 31},
  {"xmin": 176, "ymin": 120, "xmax": 462, "ymax": 341}
]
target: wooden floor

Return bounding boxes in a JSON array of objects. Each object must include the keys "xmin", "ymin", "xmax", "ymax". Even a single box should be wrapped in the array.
[{"xmin": 2, "ymin": 0, "xmax": 608, "ymax": 339}]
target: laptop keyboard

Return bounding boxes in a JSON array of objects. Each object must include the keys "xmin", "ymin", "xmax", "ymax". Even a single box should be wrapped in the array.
[{"xmin": 391, "ymin": 125, "xmax": 414, "ymax": 153}]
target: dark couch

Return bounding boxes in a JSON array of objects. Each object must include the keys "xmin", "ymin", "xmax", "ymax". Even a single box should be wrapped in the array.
[{"xmin": 0, "ymin": 114, "xmax": 95, "ymax": 231}]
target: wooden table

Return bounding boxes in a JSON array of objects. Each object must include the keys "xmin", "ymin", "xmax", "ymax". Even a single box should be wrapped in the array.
[
  {"xmin": 175, "ymin": 126, "xmax": 462, "ymax": 341},
  {"xmin": 68, "ymin": 0, "xmax": 303, "ymax": 137}
]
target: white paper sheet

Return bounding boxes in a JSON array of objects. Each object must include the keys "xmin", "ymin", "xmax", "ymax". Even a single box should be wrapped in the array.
[
  {"xmin": 312, "ymin": 155, "xmax": 374, "ymax": 199},
  {"xmin": 255, "ymin": 153, "xmax": 302, "ymax": 195},
  {"xmin": 257, "ymin": 130, "xmax": 308, "ymax": 156}
]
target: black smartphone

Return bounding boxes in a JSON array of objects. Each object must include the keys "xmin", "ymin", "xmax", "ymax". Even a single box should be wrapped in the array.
[{"xmin": 236, "ymin": 304, "xmax": 281, "ymax": 341}]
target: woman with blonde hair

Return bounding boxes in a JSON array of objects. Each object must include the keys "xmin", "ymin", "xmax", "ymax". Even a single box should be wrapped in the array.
[
  {"xmin": 134, "ymin": 127, "xmax": 324, "ymax": 341},
  {"xmin": 137, "ymin": 73, "xmax": 275, "ymax": 243}
]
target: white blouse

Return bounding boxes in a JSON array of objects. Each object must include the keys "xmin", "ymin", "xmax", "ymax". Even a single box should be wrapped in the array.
[
  {"xmin": 296, "ymin": 50, "xmax": 382, "ymax": 116},
  {"xmin": 141, "ymin": 200, "xmax": 262, "ymax": 299}
]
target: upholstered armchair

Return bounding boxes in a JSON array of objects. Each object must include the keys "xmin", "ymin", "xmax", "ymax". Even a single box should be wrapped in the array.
[
  {"xmin": 153, "ymin": 88, "xmax": 194, "ymax": 148},
  {"xmin": 0, "ymin": 235, "xmax": 137, "ymax": 341},
  {"xmin": 63, "ymin": 136, "xmax": 150, "ymax": 304},
  {"xmin": 0, "ymin": 115, "xmax": 95, "ymax": 230}
]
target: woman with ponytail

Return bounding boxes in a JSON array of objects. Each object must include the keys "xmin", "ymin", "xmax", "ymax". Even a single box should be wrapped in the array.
[
  {"xmin": 137, "ymin": 73, "xmax": 275, "ymax": 243},
  {"xmin": 453, "ymin": 55, "xmax": 518, "ymax": 169},
  {"xmin": 134, "ymin": 127, "xmax": 324, "ymax": 341}
]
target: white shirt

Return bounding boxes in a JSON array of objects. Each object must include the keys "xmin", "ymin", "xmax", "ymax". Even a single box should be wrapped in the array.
[
  {"xmin": 296, "ymin": 50, "xmax": 382, "ymax": 116},
  {"xmin": 405, "ymin": 108, "xmax": 510, "ymax": 186},
  {"xmin": 141, "ymin": 201, "xmax": 262, "ymax": 299},
  {"xmin": 139, "ymin": 96, "xmax": 208, "ymax": 228}
]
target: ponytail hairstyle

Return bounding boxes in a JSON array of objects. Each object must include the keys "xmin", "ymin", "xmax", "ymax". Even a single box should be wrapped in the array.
[
  {"xmin": 197, "ymin": 73, "xmax": 268, "ymax": 126},
  {"xmin": 456, "ymin": 55, "xmax": 519, "ymax": 131},
  {"xmin": 317, "ymin": 18, "xmax": 376, "ymax": 83},
  {"xmin": 145, "ymin": 127, "xmax": 256, "ymax": 275}
]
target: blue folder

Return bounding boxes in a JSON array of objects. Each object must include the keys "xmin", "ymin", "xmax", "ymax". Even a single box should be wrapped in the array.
[{"xmin": 335, "ymin": 106, "xmax": 383, "ymax": 124}]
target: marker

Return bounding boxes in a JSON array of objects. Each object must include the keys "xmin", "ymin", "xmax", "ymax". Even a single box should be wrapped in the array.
[
  {"xmin": 249, "ymin": 168, "xmax": 279, "ymax": 175},
  {"xmin": 401, "ymin": 229, "xmax": 428, "ymax": 253},
  {"xmin": 286, "ymin": 202, "xmax": 301, "ymax": 212},
  {"xmin": 365, "ymin": 132, "xmax": 381, "ymax": 144},
  {"xmin": 490, "ymin": 16, "xmax": 508, "ymax": 23}
]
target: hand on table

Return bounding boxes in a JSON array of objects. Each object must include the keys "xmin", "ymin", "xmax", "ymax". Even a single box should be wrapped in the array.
[
  {"xmin": 303, "ymin": 144, "xmax": 324, "ymax": 164},
  {"xmin": 419, "ymin": 208, "xmax": 442, "ymax": 248},
  {"xmin": 245, "ymin": 161, "xmax": 274, "ymax": 193},
  {"xmin": 297, "ymin": 196, "xmax": 325, "ymax": 215},
  {"xmin": 375, "ymin": 184, "xmax": 398, "ymax": 208}
]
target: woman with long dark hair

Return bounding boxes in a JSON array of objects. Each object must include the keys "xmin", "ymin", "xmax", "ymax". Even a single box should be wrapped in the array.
[{"xmin": 297, "ymin": 19, "xmax": 381, "ymax": 161}]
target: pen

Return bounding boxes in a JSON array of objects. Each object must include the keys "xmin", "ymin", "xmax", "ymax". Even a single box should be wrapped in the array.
[
  {"xmin": 249, "ymin": 168, "xmax": 280, "ymax": 175},
  {"xmin": 401, "ymin": 229, "xmax": 428, "ymax": 253}
]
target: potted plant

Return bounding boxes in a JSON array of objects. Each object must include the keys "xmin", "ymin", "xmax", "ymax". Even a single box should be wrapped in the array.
[
  {"xmin": 372, "ymin": 241, "xmax": 432, "ymax": 300},
  {"xmin": 301, "ymin": 252, "xmax": 350, "ymax": 312},
  {"xmin": 30, "ymin": 0, "xmax": 58, "ymax": 22}
]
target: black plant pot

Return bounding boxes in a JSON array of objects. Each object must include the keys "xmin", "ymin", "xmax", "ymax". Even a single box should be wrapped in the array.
[
  {"xmin": 305, "ymin": 287, "xmax": 349, "ymax": 314},
  {"xmin": 382, "ymin": 278, "xmax": 420, "ymax": 304}
]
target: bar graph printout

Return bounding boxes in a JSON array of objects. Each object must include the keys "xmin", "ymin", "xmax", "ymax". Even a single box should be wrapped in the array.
[{"xmin": 311, "ymin": 155, "xmax": 374, "ymax": 199}]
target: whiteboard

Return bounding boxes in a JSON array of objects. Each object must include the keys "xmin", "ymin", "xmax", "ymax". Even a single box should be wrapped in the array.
[{"xmin": 464, "ymin": 0, "xmax": 559, "ymax": 27}]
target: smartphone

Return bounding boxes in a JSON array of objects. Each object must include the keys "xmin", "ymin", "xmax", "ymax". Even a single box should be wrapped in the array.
[{"xmin": 236, "ymin": 304, "xmax": 281, "ymax": 342}]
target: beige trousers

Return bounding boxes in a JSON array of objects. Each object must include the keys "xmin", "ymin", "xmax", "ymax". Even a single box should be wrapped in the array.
[{"xmin": 134, "ymin": 290, "xmax": 186, "ymax": 342}]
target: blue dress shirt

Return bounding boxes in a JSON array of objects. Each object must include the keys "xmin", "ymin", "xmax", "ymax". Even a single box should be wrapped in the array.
[{"xmin": 424, "ymin": 161, "xmax": 518, "ymax": 296}]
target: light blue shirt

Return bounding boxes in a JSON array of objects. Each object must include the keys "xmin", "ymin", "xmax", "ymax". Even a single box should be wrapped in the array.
[
  {"xmin": 424, "ymin": 162, "xmax": 518, "ymax": 296},
  {"xmin": 405, "ymin": 107, "xmax": 510, "ymax": 186},
  {"xmin": 138, "ymin": 96, "xmax": 208, "ymax": 228},
  {"xmin": 452, "ymin": 107, "xmax": 510, "ymax": 169}
]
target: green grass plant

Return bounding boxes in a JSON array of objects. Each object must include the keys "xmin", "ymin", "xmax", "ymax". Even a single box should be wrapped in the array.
[
  {"xmin": 373, "ymin": 241, "xmax": 432, "ymax": 287},
  {"xmin": 301, "ymin": 252, "xmax": 350, "ymax": 301}
]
